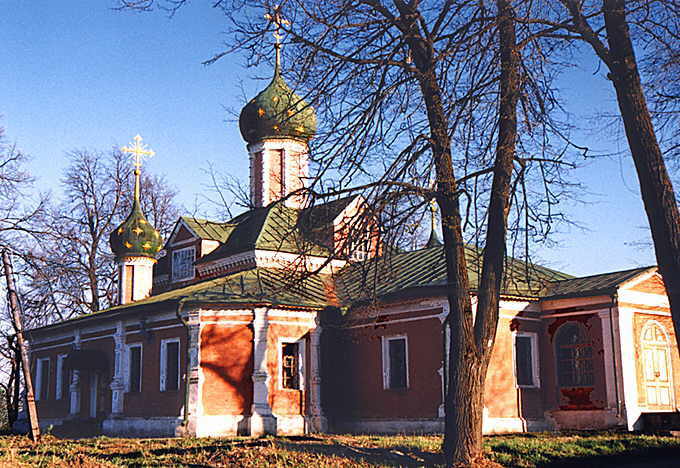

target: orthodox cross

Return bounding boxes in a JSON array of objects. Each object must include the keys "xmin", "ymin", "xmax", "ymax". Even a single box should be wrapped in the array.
[
  {"xmin": 264, "ymin": 5, "xmax": 290, "ymax": 70},
  {"xmin": 121, "ymin": 134, "xmax": 155, "ymax": 175}
]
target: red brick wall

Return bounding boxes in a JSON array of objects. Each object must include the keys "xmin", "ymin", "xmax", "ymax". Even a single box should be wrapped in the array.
[
  {"xmin": 200, "ymin": 323, "xmax": 253, "ymax": 416},
  {"xmin": 267, "ymin": 322, "xmax": 313, "ymax": 416},
  {"xmin": 31, "ymin": 343, "xmax": 74, "ymax": 420},
  {"xmin": 124, "ymin": 326, "xmax": 185, "ymax": 418},
  {"xmin": 325, "ymin": 313, "xmax": 443, "ymax": 420},
  {"xmin": 485, "ymin": 317, "xmax": 544, "ymax": 420}
]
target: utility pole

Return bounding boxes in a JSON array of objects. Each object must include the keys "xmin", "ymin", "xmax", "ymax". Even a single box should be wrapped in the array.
[{"xmin": 2, "ymin": 250, "xmax": 40, "ymax": 441}]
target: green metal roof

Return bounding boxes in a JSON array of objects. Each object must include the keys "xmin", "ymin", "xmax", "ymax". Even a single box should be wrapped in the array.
[
  {"xmin": 110, "ymin": 194, "xmax": 162, "ymax": 259},
  {"xmin": 181, "ymin": 217, "xmax": 234, "ymax": 243},
  {"xmin": 336, "ymin": 244, "xmax": 573, "ymax": 302},
  {"xmin": 197, "ymin": 202, "xmax": 330, "ymax": 264},
  {"xmin": 542, "ymin": 266, "xmax": 654, "ymax": 299},
  {"xmin": 30, "ymin": 267, "xmax": 333, "ymax": 333}
]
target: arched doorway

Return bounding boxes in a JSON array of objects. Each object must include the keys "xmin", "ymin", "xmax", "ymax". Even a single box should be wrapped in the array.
[{"xmin": 641, "ymin": 321, "xmax": 675, "ymax": 410}]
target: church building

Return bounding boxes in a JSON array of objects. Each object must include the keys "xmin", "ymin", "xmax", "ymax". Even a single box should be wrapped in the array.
[{"xmin": 25, "ymin": 49, "xmax": 680, "ymax": 438}]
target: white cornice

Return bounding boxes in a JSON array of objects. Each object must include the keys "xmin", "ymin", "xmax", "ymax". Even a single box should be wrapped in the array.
[{"xmin": 196, "ymin": 249, "xmax": 347, "ymax": 277}]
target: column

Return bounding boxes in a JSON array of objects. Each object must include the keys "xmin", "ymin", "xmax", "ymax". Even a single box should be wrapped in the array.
[
  {"xmin": 250, "ymin": 307, "xmax": 275, "ymax": 436},
  {"xmin": 307, "ymin": 321, "xmax": 327, "ymax": 432},
  {"xmin": 182, "ymin": 310, "xmax": 201, "ymax": 436},
  {"xmin": 110, "ymin": 321, "xmax": 125, "ymax": 416},
  {"xmin": 69, "ymin": 329, "xmax": 81, "ymax": 417}
]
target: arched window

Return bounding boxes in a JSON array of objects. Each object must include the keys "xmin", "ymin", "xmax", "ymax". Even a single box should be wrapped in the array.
[{"xmin": 555, "ymin": 322, "xmax": 594, "ymax": 387}]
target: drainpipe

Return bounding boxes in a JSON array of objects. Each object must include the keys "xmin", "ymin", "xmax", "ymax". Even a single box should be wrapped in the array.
[
  {"xmin": 174, "ymin": 297, "xmax": 191, "ymax": 428},
  {"xmin": 609, "ymin": 292, "xmax": 622, "ymax": 419}
]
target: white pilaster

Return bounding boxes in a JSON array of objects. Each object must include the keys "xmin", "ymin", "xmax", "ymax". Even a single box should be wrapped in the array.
[
  {"xmin": 618, "ymin": 306, "xmax": 641, "ymax": 430},
  {"xmin": 307, "ymin": 320, "xmax": 327, "ymax": 432},
  {"xmin": 110, "ymin": 321, "xmax": 125, "ymax": 415},
  {"xmin": 69, "ymin": 329, "xmax": 81, "ymax": 417},
  {"xmin": 250, "ymin": 307, "xmax": 275, "ymax": 435},
  {"xmin": 183, "ymin": 310, "xmax": 201, "ymax": 436}
]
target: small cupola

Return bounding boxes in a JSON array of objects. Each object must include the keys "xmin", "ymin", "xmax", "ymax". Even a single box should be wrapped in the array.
[{"xmin": 109, "ymin": 135, "xmax": 162, "ymax": 304}]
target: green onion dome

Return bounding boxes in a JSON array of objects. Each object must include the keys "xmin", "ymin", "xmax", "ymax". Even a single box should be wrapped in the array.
[
  {"xmin": 109, "ymin": 174, "xmax": 162, "ymax": 259},
  {"xmin": 239, "ymin": 67, "xmax": 317, "ymax": 144}
]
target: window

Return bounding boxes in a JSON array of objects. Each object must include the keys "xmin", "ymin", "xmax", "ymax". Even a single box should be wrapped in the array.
[
  {"xmin": 55, "ymin": 354, "xmax": 69, "ymax": 400},
  {"xmin": 172, "ymin": 247, "xmax": 195, "ymax": 282},
  {"xmin": 280, "ymin": 340, "xmax": 304, "ymax": 390},
  {"xmin": 160, "ymin": 339, "xmax": 180, "ymax": 392},
  {"xmin": 35, "ymin": 357, "xmax": 50, "ymax": 401},
  {"xmin": 514, "ymin": 333, "xmax": 540, "ymax": 388},
  {"xmin": 382, "ymin": 336, "xmax": 408, "ymax": 389},
  {"xmin": 555, "ymin": 323, "xmax": 594, "ymax": 387},
  {"xmin": 126, "ymin": 344, "xmax": 143, "ymax": 393}
]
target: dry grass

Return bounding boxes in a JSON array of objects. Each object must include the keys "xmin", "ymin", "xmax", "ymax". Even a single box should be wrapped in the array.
[{"xmin": 0, "ymin": 431, "xmax": 677, "ymax": 467}]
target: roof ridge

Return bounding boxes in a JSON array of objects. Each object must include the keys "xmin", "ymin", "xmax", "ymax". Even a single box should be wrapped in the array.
[{"xmin": 549, "ymin": 265, "xmax": 655, "ymax": 284}]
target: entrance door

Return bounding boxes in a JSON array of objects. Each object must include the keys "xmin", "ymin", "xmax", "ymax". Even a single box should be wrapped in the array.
[
  {"xmin": 89, "ymin": 373, "xmax": 98, "ymax": 418},
  {"xmin": 641, "ymin": 322, "xmax": 674, "ymax": 410}
]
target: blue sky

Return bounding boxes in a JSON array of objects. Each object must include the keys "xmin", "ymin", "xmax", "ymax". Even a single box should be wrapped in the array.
[{"xmin": 1, "ymin": 1, "xmax": 657, "ymax": 276}]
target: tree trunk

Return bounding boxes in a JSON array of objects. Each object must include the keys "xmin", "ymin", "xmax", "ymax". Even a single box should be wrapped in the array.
[{"xmin": 603, "ymin": 0, "xmax": 680, "ymax": 346}]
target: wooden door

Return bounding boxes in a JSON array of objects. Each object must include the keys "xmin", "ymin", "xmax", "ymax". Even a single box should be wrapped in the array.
[{"xmin": 642, "ymin": 322, "xmax": 674, "ymax": 410}]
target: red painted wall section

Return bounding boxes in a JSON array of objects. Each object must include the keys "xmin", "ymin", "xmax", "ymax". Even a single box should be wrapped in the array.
[
  {"xmin": 324, "ymin": 312, "xmax": 443, "ymax": 420},
  {"xmin": 124, "ymin": 326, "xmax": 185, "ymax": 418},
  {"xmin": 541, "ymin": 314, "xmax": 608, "ymax": 412},
  {"xmin": 484, "ymin": 316, "xmax": 543, "ymax": 420},
  {"xmin": 200, "ymin": 323, "xmax": 253, "ymax": 416},
  {"xmin": 267, "ymin": 322, "xmax": 313, "ymax": 416}
]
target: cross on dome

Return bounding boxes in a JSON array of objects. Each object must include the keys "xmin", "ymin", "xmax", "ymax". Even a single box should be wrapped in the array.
[
  {"xmin": 121, "ymin": 134, "xmax": 155, "ymax": 173},
  {"xmin": 264, "ymin": 5, "xmax": 290, "ymax": 72}
]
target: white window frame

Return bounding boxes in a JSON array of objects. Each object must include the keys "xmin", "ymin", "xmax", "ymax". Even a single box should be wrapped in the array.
[
  {"xmin": 125, "ymin": 343, "xmax": 143, "ymax": 393},
  {"xmin": 35, "ymin": 357, "xmax": 50, "ymax": 401},
  {"xmin": 55, "ymin": 354, "xmax": 67, "ymax": 400},
  {"xmin": 171, "ymin": 246, "xmax": 196, "ymax": 282},
  {"xmin": 278, "ymin": 337, "xmax": 305, "ymax": 391},
  {"xmin": 381, "ymin": 335, "xmax": 410, "ymax": 390},
  {"xmin": 160, "ymin": 338, "xmax": 181, "ymax": 392},
  {"xmin": 513, "ymin": 331, "xmax": 540, "ymax": 389}
]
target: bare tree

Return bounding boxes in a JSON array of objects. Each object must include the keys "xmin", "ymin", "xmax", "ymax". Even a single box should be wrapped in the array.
[
  {"xmin": 513, "ymin": 0, "xmax": 680, "ymax": 354},
  {"xmin": 120, "ymin": 1, "xmax": 579, "ymax": 466},
  {"xmin": 22, "ymin": 148, "xmax": 181, "ymax": 319}
]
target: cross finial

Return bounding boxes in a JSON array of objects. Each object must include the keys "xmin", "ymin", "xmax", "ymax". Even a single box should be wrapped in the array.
[
  {"xmin": 121, "ymin": 134, "xmax": 155, "ymax": 174},
  {"xmin": 264, "ymin": 5, "xmax": 290, "ymax": 74}
]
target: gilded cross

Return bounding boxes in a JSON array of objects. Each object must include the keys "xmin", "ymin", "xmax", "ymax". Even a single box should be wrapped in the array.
[
  {"xmin": 121, "ymin": 134, "xmax": 155, "ymax": 172},
  {"xmin": 264, "ymin": 5, "xmax": 290, "ymax": 46}
]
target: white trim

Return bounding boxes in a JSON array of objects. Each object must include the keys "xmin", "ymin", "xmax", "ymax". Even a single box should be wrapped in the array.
[
  {"xmin": 617, "ymin": 268, "xmax": 658, "ymax": 290},
  {"xmin": 512, "ymin": 332, "xmax": 540, "ymax": 389},
  {"xmin": 125, "ymin": 343, "xmax": 143, "ymax": 393},
  {"xmin": 278, "ymin": 337, "xmax": 306, "ymax": 391},
  {"xmin": 35, "ymin": 357, "xmax": 50, "ymax": 401},
  {"xmin": 541, "ymin": 309, "xmax": 607, "ymax": 319},
  {"xmin": 381, "ymin": 334, "xmax": 410, "ymax": 390},
  {"xmin": 55, "ymin": 354, "xmax": 67, "ymax": 400},
  {"xmin": 171, "ymin": 245, "xmax": 196, "ymax": 282},
  {"xmin": 617, "ymin": 306, "xmax": 641, "ymax": 430},
  {"xmin": 618, "ymin": 290, "xmax": 670, "ymax": 308},
  {"xmin": 160, "ymin": 338, "xmax": 181, "ymax": 392},
  {"xmin": 166, "ymin": 218, "xmax": 199, "ymax": 247}
]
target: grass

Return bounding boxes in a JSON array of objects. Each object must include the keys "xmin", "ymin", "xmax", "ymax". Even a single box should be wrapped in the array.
[{"xmin": 0, "ymin": 431, "xmax": 677, "ymax": 467}]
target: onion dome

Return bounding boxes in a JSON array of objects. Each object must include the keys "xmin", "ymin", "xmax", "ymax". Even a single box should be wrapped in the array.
[
  {"xmin": 239, "ymin": 54, "xmax": 316, "ymax": 144},
  {"xmin": 109, "ymin": 169, "xmax": 162, "ymax": 259}
]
